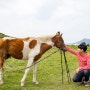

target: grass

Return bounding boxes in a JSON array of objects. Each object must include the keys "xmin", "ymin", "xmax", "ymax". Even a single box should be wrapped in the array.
[{"xmin": 0, "ymin": 46, "xmax": 90, "ymax": 90}]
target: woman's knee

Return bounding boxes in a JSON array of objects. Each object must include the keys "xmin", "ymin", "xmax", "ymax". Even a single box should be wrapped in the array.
[
  {"xmin": 84, "ymin": 70, "xmax": 90, "ymax": 75},
  {"xmin": 72, "ymin": 77, "xmax": 79, "ymax": 82}
]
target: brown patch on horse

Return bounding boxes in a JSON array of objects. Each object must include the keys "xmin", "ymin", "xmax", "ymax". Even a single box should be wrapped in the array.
[
  {"xmin": 29, "ymin": 39, "xmax": 37, "ymax": 49},
  {"xmin": 0, "ymin": 39, "xmax": 9, "ymax": 49},
  {"xmin": 0, "ymin": 49, "xmax": 6, "ymax": 68},
  {"xmin": 40, "ymin": 43, "xmax": 52, "ymax": 54},
  {"xmin": 34, "ymin": 43, "xmax": 52, "ymax": 61},
  {"xmin": 0, "ymin": 39, "xmax": 9, "ymax": 58},
  {"xmin": 8, "ymin": 39, "xmax": 24, "ymax": 59},
  {"xmin": 0, "ymin": 39, "xmax": 8, "ymax": 68}
]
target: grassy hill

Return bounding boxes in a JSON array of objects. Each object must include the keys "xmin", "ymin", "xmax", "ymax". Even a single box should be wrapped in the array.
[
  {"xmin": 0, "ymin": 33, "xmax": 11, "ymax": 38},
  {"xmin": 0, "ymin": 46, "xmax": 90, "ymax": 90}
]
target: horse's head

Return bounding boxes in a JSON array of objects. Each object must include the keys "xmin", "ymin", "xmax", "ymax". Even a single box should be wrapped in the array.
[{"xmin": 52, "ymin": 32, "xmax": 65, "ymax": 50}]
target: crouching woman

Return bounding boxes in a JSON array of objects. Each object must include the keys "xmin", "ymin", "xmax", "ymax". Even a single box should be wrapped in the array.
[{"xmin": 65, "ymin": 42, "xmax": 90, "ymax": 86}]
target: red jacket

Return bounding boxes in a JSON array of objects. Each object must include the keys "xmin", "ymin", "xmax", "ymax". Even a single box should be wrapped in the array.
[{"xmin": 66, "ymin": 46, "xmax": 90, "ymax": 70}]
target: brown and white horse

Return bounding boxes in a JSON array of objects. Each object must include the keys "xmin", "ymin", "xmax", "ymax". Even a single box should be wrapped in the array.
[{"xmin": 0, "ymin": 32, "xmax": 65, "ymax": 86}]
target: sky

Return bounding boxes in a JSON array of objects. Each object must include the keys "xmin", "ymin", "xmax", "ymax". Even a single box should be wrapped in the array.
[{"xmin": 0, "ymin": 0, "xmax": 90, "ymax": 44}]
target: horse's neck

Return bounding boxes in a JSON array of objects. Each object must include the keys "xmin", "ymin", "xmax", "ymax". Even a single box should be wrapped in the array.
[
  {"xmin": 36, "ymin": 35, "xmax": 53, "ymax": 40},
  {"xmin": 36, "ymin": 35, "xmax": 54, "ymax": 45},
  {"xmin": 35, "ymin": 36, "xmax": 54, "ymax": 54}
]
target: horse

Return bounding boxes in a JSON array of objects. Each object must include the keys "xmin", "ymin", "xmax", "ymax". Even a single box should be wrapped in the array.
[{"xmin": 0, "ymin": 32, "xmax": 65, "ymax": 86}]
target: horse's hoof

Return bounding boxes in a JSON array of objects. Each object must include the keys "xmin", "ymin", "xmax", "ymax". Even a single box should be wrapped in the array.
[
  {"xmin": 21, "ymin": 82, "xmax": 25, "ymax": 87},
  {"xmin": 33, "ymin": 80, "xmax": 39, "ymax": 84},
  {"xmin": 0, "ymin": 81, "xmax": 3, "ymax": 85},
  {"xmin": 35, "ymin": 81, "xmax": 39, "ymax": 84}
]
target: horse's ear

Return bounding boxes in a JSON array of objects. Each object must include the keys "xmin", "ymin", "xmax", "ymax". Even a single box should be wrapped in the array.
[{"xmin": 58, "ymin": 31, "xmax": 60, "ymax": 34}]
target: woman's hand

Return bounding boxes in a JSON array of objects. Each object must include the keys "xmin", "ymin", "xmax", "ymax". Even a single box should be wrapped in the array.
[{"xmin": 75, "ymin": 68, "xmax": 80, "ymax": 73}]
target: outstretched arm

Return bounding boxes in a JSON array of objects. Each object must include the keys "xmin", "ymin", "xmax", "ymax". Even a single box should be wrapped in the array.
[{"xmin": 65, "ymin": 45, "xmax": 78, "ymax": 56}]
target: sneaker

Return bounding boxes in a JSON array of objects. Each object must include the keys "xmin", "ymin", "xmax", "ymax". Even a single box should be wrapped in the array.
[{"xmin": 85, "ymin": 82, "xmax": 90, "ymax": 87}]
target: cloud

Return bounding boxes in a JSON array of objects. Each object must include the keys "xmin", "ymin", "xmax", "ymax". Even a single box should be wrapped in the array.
[
  {"xmin": 0, "ymin": 0, "xmax": 90, "ymax": 43},
  {"xmin": 36, "ymin": 0, "xmax": 60, "ymax": 21}
]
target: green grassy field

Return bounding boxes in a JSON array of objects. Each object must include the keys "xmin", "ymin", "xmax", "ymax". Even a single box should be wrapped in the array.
[{"xmin": 0, "ymin": 46, "xmax": 90, "ymax": 90}]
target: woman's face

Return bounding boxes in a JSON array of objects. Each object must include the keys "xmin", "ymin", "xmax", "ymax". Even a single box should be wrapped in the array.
[{"xmin": 77, "ymin": 48, "xmax": 84, "ymax": 54}]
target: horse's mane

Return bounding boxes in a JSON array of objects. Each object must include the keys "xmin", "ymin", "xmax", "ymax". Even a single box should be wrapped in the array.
[
  {"xmin": 32, "ymin": 35, "xmax": 54, "ymax": 42},
  {"xmin": 3, "ymin": 35, "xmax": 54, "ymax": 42}
]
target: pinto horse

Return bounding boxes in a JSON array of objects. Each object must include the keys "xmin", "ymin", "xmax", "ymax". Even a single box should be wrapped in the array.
[{"xmin": 0, "ymin": 32, "xmax": 65, "ymax": 86}]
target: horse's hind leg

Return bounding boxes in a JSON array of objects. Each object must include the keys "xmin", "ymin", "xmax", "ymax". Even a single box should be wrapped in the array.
[
  {"xmin": 21, "ymin": 58, "xmax": 33, "ymax": 87},
  {"xmin": 0, "ymin": 59, "xmax": 4, "ymax": 84},
  {"xmin": 0, "ymin": 68, "xmax": 3, "ymax": 84},
  {"xmin": 32, "ymin": 61, "xmax": 39, "ymax": 84}
]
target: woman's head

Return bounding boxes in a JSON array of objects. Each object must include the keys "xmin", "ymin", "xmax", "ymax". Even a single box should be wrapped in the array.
[{"xmin": 78, "ymin": 42, "xmax": 87, "ymax": 52}]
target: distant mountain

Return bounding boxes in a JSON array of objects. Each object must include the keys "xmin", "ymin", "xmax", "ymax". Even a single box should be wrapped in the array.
[{"xmin": 70, "ymin": 38, "xmax": 90, "ymax": 45}]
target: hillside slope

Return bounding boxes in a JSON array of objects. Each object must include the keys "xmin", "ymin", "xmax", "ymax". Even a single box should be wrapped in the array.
[{"xmin": 0, "ymin": 33, "xmax": 11, "ymax": 38}]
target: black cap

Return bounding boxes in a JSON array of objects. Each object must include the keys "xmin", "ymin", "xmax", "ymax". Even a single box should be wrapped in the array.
[{"xmin": 78, "ymin": 42, "xmax": 87, "ymax": 52}]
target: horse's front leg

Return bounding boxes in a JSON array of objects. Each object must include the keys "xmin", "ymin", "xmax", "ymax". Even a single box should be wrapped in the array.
[
  {"xmin": 21, "ymin": 58, "xmax": 33, "ymax": 87},
  {"xmin": 32, "ymin": 61, "xmax": 39, "ymax": 84}
]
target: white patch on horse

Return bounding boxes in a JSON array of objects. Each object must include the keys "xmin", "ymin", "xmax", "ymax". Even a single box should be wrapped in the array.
[
  {"xmin": 0, "ymin": 69, "xmax": 2, "ymax": 75},
  {"xmin": 37, "ymin": 35, "xmax": 54, "ymax": 46},
  {"xmin": 28, "ymin": 43, "xmax": 41, "ymax": 58},
  {"xmin": 22, "ymin": 41, "xmax": 30, "ymax": 59},
  {"xmin": 37, "ymin": 35, "xmax": 53, "ymax": 42},
  {"xmin": 22, "ymin": 40, "xmax": 41, "ymax": 60}
]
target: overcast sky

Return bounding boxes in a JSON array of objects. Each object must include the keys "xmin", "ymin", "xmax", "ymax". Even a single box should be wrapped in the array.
[{"xmin": 0, "ymin": 0, "xmax": 90, "ymax": 43}]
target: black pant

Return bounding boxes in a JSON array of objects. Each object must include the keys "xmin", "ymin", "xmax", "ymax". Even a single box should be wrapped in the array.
[{"xmin": 72, "ymin": 70, "xmax": 90, "ymax": 82}]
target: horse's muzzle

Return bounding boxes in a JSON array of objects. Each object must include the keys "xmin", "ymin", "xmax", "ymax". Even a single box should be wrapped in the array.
[{"xmin": 59, "ymin": 47, "xmax": 67, "ymax": 52}]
